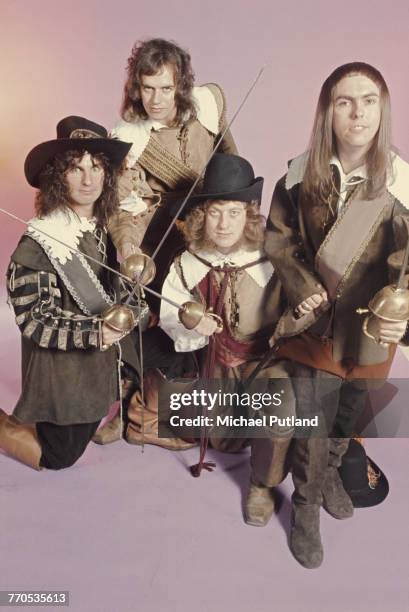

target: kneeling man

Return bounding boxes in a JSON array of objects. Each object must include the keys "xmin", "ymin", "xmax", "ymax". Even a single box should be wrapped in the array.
[{"xmin": 1, "ymin": 116, "xmax": 138, "ymax": 470}]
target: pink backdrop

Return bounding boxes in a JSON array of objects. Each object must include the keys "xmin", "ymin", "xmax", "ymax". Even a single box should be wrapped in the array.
[
  {"xmin": 1, "ymin": 5, "xmax": 409, "ymax": 606},
  {"xmin": 1, "ymin": 0, "xmax": 409, "ymax": 266},
  {"xmin": 1, "ymin": 0, "xmax": 409, "ymax": 388}
]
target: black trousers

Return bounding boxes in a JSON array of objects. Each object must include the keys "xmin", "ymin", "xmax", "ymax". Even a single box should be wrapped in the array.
[
  {"xmin": 37, "ymin": 420, "xmax": 101, "ymax": 470},
  {"xmin": 123, "ymin": 326, "xmax": 196, "ymax": 381}
]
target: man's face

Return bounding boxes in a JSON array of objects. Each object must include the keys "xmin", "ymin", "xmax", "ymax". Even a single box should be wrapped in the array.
[
  {"xmin": 65, "ymin": 153, "xmax": 104, "ymax": 217},
  {"xmin": 332, "ymin": 74, "xmax": 381, "ymax": 159},
  {"xmin": 204, "ymin": 200, "xmax": 247, "ymax": 254},
  {"xmin": 140, "ymin": 64, "xmax": 177, "ymax": 127}
]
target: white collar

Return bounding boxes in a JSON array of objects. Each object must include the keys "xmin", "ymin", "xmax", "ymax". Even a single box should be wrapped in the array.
[
  {"xmin": 285, "ymin": 151, "xmax": 309, "ymax": 190},
  {"xmin": 329, "ymin": 156, "xmax": 367, "ymax": 186},
  {"xmin": 111, "ymin": 84, "xmax": 219, "ymax": 168},
  {"xmin": 388, "ymin": 154, "xmax": 409, "ymax": 209},
  {"xmin": 110, "ymin": 118, "xmax": 167, "ymax": 168},
  {"xmin": 191, "ymin": 85, "xmax": 219, "ymax": 134},
  {"xmin": 27, "ymin": 209, "xmax": 96, "ymax": 265},
  {"xmin": 285, "ymin": 150, "xmax": 409, "ymax": 209},
  {"xmin": 180, "ymin": 248, "xmax": 274, "ymax": 290}
]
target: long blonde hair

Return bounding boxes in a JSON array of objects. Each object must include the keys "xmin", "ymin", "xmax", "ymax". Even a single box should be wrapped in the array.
[{"xmin": 302, "ymin": 62, "xmax": 392, "ymax": 203}]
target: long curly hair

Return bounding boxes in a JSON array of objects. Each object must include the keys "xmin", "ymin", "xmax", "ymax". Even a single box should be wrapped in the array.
[
  {"xmin": 303, "ymin": 62, "xmax": 392, "ymax": 203},
  {"xmin": 121, "ymin": 38, "xmax": 196, "ymax": 124},
  {"xmin": 35, "ymin": 150, "xmax": 119, "ymax": 227},
  {"xmin": 182, "ymin": 200, "xmax": 265, "ymax": 252}
]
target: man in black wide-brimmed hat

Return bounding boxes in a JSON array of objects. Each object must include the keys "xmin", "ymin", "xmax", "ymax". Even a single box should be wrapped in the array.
[
  {"xmin": 159, "ymin": 153, "xmax": 297, "ymax": 516},
  {"xmin": 0, "ymin": 116, "xmax": 141, "ymax": 471}
]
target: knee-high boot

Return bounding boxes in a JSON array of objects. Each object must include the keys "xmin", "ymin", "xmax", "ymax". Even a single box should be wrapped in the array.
[
  {"xmin": 321, "ymin": 437, "xmax": 353, "ymax": 519},
  {"xmin": 290, "ymin": 438, "xmax": 328, "ymax": 568}
]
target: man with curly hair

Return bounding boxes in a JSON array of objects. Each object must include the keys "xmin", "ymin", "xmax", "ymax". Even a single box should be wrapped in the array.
[
  {"xmin": 160, "ymin": 153, "xmax": 295, "ymax": 519},
  {"xmin": 0, "ymin": 116, "xmax": 139, "ymax": 471},
  {"xmin": 95, "ymin": 38, "xmax": 238, "ymax": 445}
]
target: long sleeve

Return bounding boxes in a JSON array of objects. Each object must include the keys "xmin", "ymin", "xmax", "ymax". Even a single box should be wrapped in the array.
[
  {"xmin": 108, "ymin": 162, "xmax": 161, "ymax": 254},
  {"xmin": 107, "ymin": 206, "xmax": 159, "ymax": 255},
  {"xmin": 217, "ymin": 127, "xmax": 237, "ymax": 156},
  {"xmin": 388, "ymin": 203, "xmax": 409, "ymax": 345},
  {"xmin": 264, "ymin": 176, "xmax": 325, "ymax": 307},
  {"xmin": 389, "ymin": 206, "xmax": 409, "ymax": 282},
  {"xmin": 7, "ymin": 262, "xmax": 102, "ymax": 350},
  {"xmin": 159, "ymin": 262, "xmax": 208, "ymax": 352}
]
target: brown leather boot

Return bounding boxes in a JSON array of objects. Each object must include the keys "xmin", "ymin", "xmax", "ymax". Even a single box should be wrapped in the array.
[
  {"xmin": 126, "ymin": 370, "xmax": 197, "ymax": 451},
  {"xmin": 0, "ymin": 409, "xmax": 42, "ymax": 470},
  {"xmin": 126, "ymin": 425, "xmax": 196, "ymax": 450},
  {"xmin": 92, "ymin": 378, "xmax": 135, "ymax": 445},
  {"xmin": 92, "ymin": 414, "xmax": 122, "ymax": 445},
  {"xmin": 244, "ymin": 480, "xmax": 276, "ymax": 527}
]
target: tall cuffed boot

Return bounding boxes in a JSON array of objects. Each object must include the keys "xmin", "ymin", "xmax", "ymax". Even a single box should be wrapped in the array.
[
  {"xmin": 126, "ymin": 370, "xmax": 196, "ymax": 450},
  {"xmin": 92, "ymin": 413, "xmax": 122, "ymax": 445},
  {"xmin": 290, "ymin": 502, "xmax": 323, "ymax": 569},
  {"xmin": 322, "ymin": 438, "xmax": 353, "ymax": 519},
  {"xmin": 290, "ymin": 438, "xmax": 328, "ymax": 569},
  {"xmin": 0, "ymin": 409, "xmax": 42, "ymax": 470},
  {"xmin": 92, "ymin": 379, "xmax": 135, "ymax": 445},
  {"xmin": 322, "ymin": 466, "xmax": 353, "ymax": 519}
]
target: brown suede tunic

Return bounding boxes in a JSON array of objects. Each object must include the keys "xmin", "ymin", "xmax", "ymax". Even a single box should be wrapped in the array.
[{"xmin": 265, "ymin": 161, "xmax": 409, "ymax": 372}]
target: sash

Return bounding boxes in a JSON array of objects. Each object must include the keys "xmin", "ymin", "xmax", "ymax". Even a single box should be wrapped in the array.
[
  {"xmin": 138, "ymin": 134, "xmax": 199, "ymax": 190},
  {"xmin": 195, "ymin": 257, "xmax": 271, "ymax": 367},
  {"xmin": 315, "ymin": 194, "xmax": 392, "ymax": 300},
  {"xmin": 27, "ymin": 231, "xmax": 114, "ymax": 316}
]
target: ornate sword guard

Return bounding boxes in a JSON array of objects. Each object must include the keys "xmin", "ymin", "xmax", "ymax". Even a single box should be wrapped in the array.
[
  {"xmin": 102, "ymin": 304, "xmax": 137, "ymax": 333},
  {"xmin": 178, "ymin": 301, "xmax": 224, "ymax": 332},
  {"xmin": 178, "ymin": 301, "xmax": 206, "ymax": 329},
  {"xmin": 356, "ymin": 284, "xmax": 409, "ymax": 343},
  {"xmin": 120, "ymin": 253, "xmax": 156, "ymax": 285}
]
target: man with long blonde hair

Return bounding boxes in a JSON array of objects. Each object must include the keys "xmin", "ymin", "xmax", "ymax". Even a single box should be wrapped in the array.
[{"xmin": 265, "ymin": 62, "xmax": 409, "ymax": 568}]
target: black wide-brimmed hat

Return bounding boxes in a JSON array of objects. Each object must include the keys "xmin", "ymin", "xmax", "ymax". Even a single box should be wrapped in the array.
[
  {"xmin": 24, "ymin": 116, "xmax": 132, "ymax": 188},
  {"xmin": 339, "ymin": 439, "xmax": 389, "ymax": 508},
  {"xmin": 174, "ymin": 153, "xmax": 264, "ymax": 219}
]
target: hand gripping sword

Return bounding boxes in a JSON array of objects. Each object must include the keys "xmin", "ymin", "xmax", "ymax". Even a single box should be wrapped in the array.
[{"xmin": 356, "ymin": 236, "xmax": 409, "ymax": 345}]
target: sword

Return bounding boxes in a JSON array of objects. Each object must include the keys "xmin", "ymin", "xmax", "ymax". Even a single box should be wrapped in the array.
[
  {"xmin": 396, "ymin": 236, "xmax": 409, "ymax": 290},
  {"xmin": 0, "ymin": 206, "xmax": 183, "ymax": 312}
]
